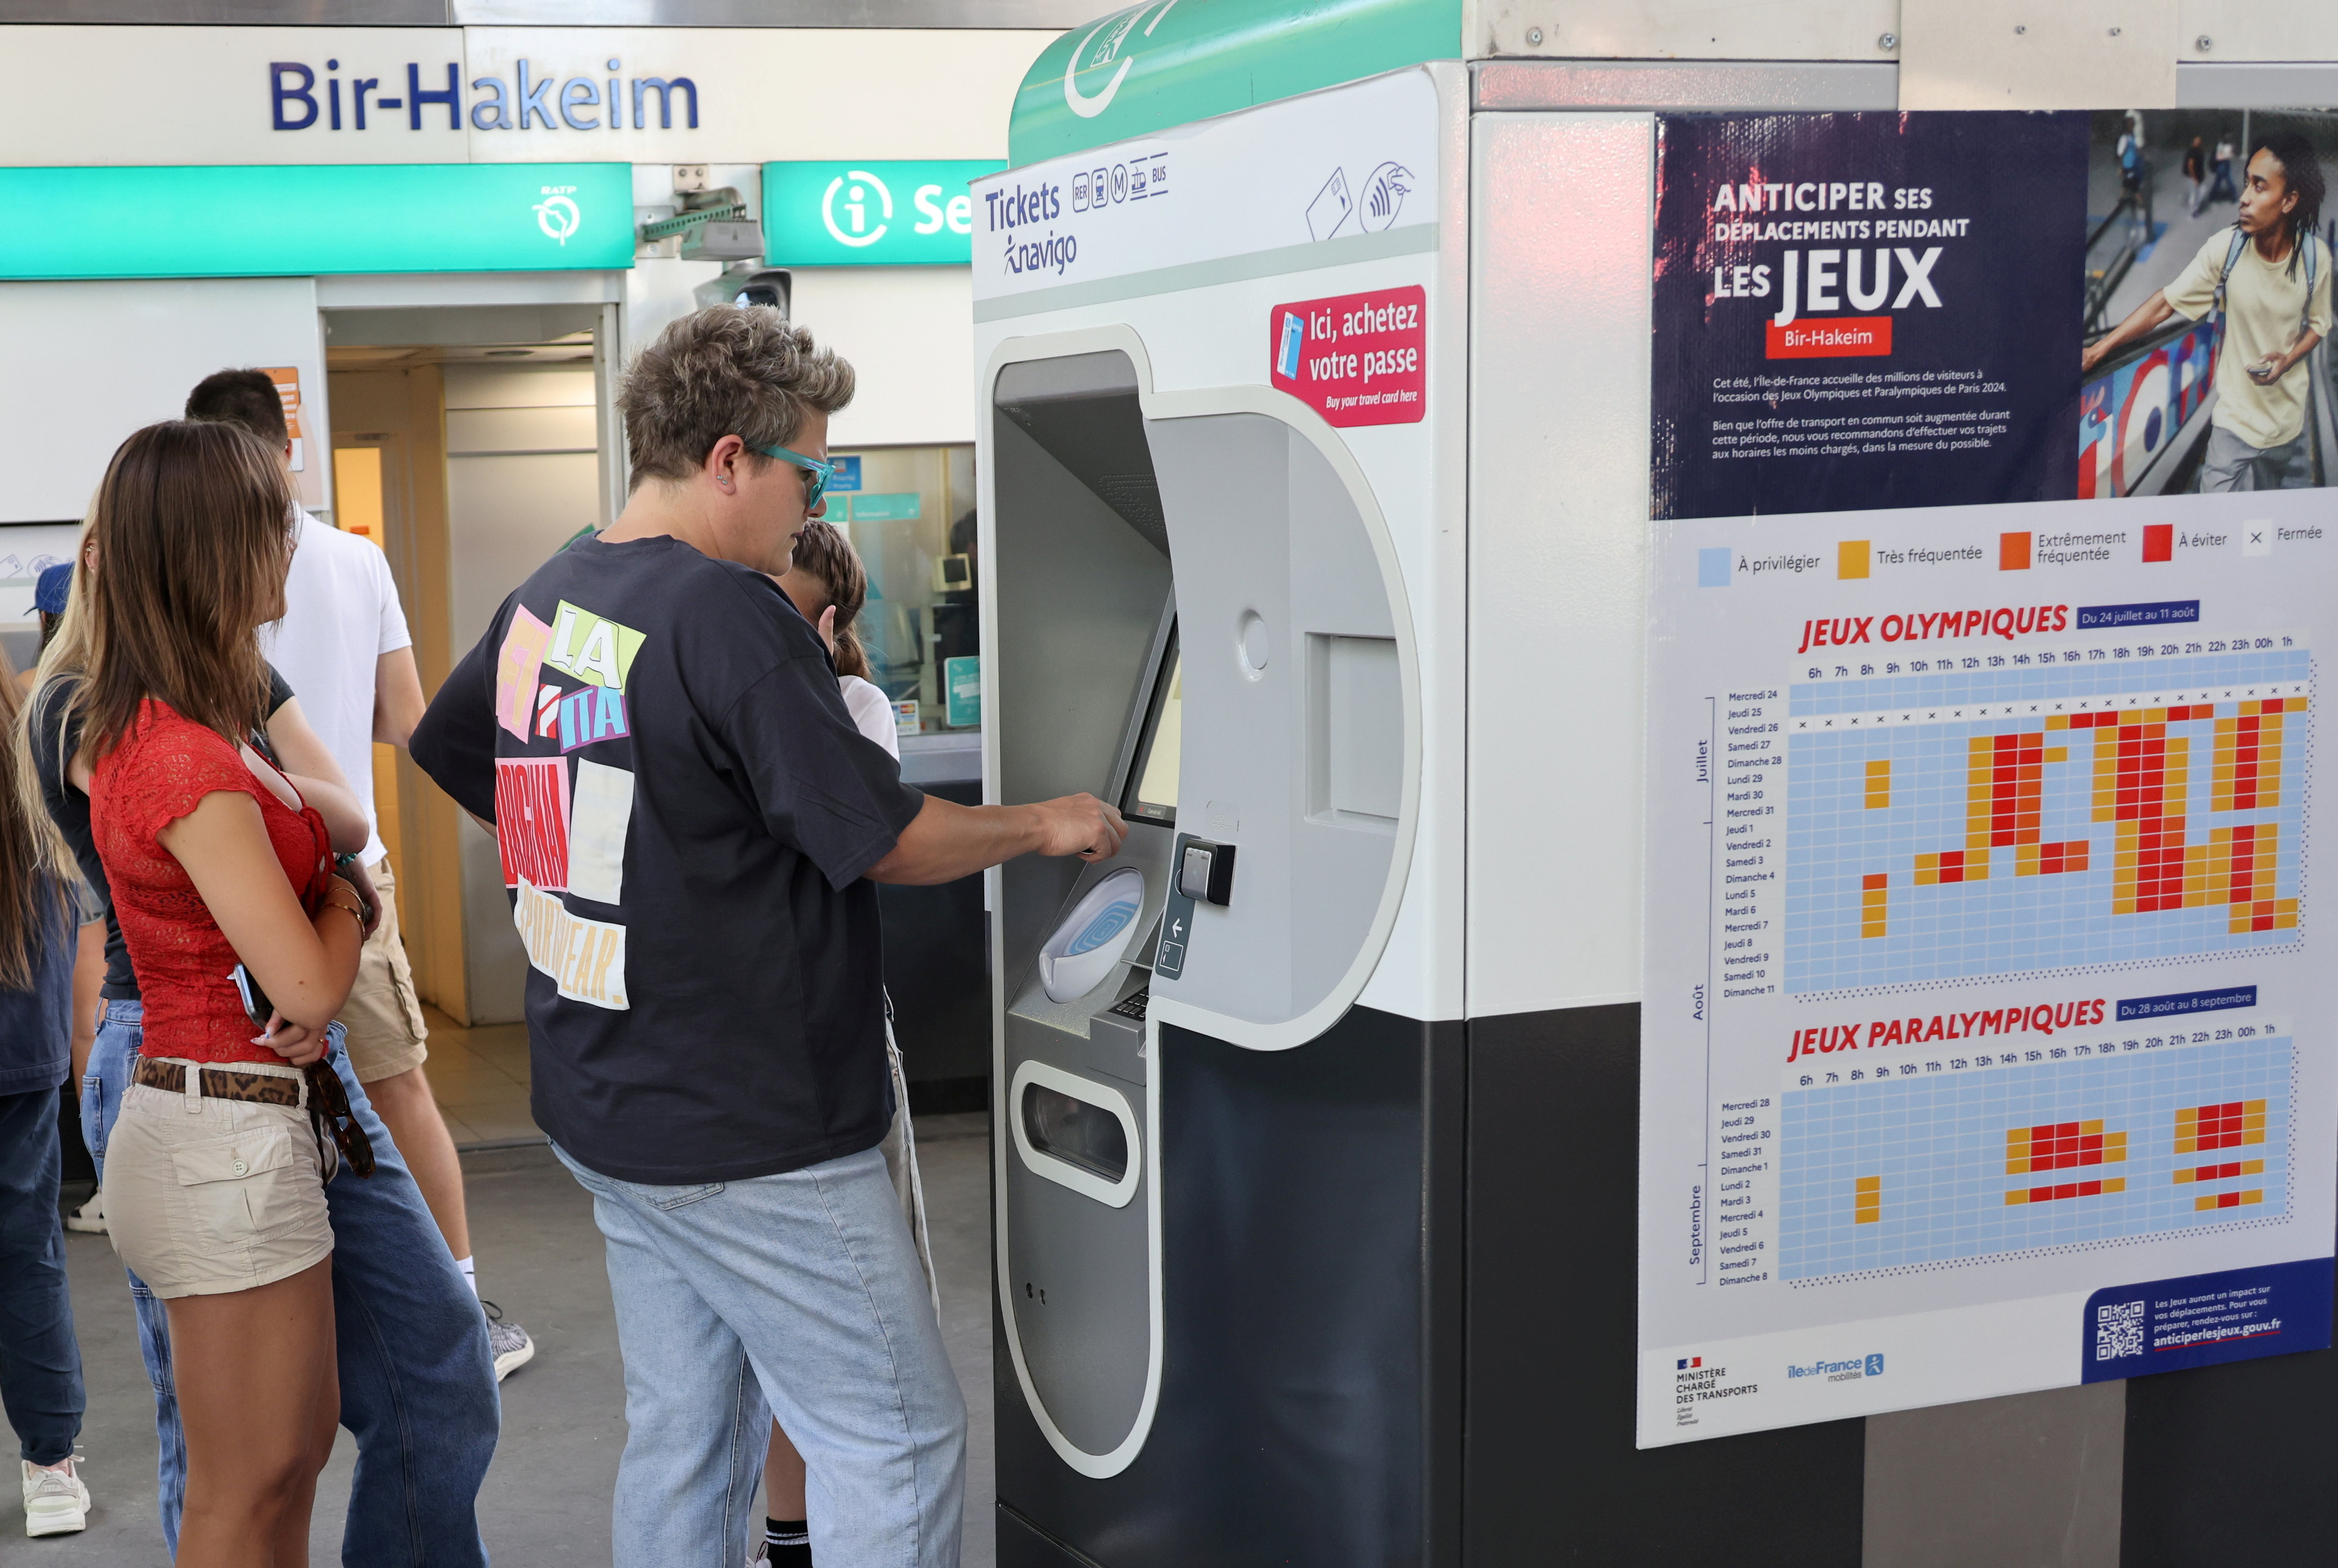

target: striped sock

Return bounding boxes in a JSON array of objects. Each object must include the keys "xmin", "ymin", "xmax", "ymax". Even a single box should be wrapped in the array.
[{"xmin": 764, "ymin": 1518, "xmax": 810, "ymax": 1566}]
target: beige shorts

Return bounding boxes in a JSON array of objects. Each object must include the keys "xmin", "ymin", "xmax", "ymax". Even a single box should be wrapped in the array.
[
  {"xmin": 340, "ymin": 859, "xmax": 430, "ymax": 1084},
  {"xmin": 104, "ymin": 1062, "xmax": 333, "ymax": 1299}
]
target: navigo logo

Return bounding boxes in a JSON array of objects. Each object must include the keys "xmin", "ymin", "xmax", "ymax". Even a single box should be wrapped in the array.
[
  {"xmin": 534, "ymin": 186, "xmax": 581, "ymax": 245},
  {"xmin": 1062, "ymin": 1, "xmax": 1180, "ymax": 120}
]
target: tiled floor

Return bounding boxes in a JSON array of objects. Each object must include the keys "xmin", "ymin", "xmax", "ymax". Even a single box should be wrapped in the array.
[
  {"xmin": 31, "ymin": 1121, "xmax": 999, "ymax": 1565},
  {"xmin": 417, "ymin": 1004, "xmax": 541, "ymax": 1147}
]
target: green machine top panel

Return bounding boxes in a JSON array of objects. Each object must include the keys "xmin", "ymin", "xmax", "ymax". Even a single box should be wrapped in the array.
[
  {"xmin": 0, "ymin": 163, "xmax": 635, "ymax": 280},
  {"xmin": 1007, "ymin": 0, "xmax": 1460, "ymax": 167}
]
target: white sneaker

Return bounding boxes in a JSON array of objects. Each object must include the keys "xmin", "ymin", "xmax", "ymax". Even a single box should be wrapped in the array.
[
  {"xmin": 22, "ymin": 1457, "xmax": 89, "ymax": 1537},
  {"xmin": 64, "ymin": 1191, "xmax": 106, "ymax": 1235},
  {"xmin": 482, "ymin": 1301, "xmax": 536, "ymax": 1382}
]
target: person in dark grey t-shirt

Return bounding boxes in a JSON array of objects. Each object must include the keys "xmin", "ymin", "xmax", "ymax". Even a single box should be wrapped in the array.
[{"xmin": 410, "ymin": 306, "xmax": 1124, "ymax": 1568}]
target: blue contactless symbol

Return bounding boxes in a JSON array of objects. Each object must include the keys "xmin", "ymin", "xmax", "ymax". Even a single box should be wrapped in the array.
[
  {"xmin": 1065, "ymin": 898, "xmax": 1139, "ymax": 957},
  {"xmin": 1039, "ymin": 865, "xmax": 1149, "ymax": 1004}
]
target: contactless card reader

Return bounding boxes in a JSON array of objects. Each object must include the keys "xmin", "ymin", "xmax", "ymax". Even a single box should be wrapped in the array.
[
  {"xmin": 1038, "ymin": 866, "xmax": 1149, "ymax": 1004},
  {"xmin": 1155, "ymin": 834, "xmax": 1232, "ymax": 983},
  {"xmin": 1178, "ymin": 840, "xmax": 1235, "ymax": 905}
]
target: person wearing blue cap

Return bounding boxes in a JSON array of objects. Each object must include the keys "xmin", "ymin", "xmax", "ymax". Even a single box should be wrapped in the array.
[
  {"xmin": 32, "ymin": 561, "xmax": 70, "ymax": 621},
  {"xmin": 13, "ymin": 563, "xmax": 74, "ymax": 699}
]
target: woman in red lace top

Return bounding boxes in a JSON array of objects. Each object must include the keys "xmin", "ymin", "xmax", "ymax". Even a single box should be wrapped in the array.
[{"xmin": 79, "ymin": 421, "xmax": 370, "ymax": 1568}]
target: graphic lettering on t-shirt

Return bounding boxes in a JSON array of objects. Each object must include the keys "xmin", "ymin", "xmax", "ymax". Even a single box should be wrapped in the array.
[
  {"xmin": 513, "ymin": 878, "xmax": 629, "ymax": 1010},
  {"xmin": 495, "ymin": 607, "xmax": 556, "ymax": 740},
  {"xmin": 534, "ymin": 682, "xmax": 563, "ymax": 740},
  {"xmin": 494, "ymin": 756, "xmax": 570, "ymax": 891},
  {"xmin": 557, "ymin": 686, "xmax": 631, "ymax": 753},
  {"xmin": 567, "ymin": 757, "xmax": 633, "ymax": 905},
  {"xmin": 544, "ymin": 601, "xmax": 646, "ymax": 691}
]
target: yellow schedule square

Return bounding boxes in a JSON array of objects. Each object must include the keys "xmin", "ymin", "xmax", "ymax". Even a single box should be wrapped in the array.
[{"xmin": 1838, "ymin": 539, "xmax": 1871, "ymax": 579}]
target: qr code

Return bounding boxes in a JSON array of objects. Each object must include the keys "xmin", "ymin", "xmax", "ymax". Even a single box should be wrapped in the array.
[{"xmin": 2095, "ymin": 1300, "xmax": 2145, "ymax": 1360}]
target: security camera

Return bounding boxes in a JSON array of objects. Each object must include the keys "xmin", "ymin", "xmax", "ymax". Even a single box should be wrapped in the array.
[{"xmin": 693, "ymin": 265, "xmax": 791, "ymax": 316}]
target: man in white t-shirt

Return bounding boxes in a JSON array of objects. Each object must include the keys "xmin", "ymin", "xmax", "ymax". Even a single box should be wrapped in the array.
[
  {"xmin": 2084, "ymin": 133, "xmax": 2331, "ymax": 492},
  {"xmin": 187, "ymin": 370, "xmax": 535, "ymax": 1379}
]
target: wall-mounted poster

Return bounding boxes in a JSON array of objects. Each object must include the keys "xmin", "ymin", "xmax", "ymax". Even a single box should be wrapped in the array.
[
  {"xmin": 1639, "ymin": 108, "xmax": 2337, "ymax": 1447},
  {"xmin": 1651, "ymin": 112, "xmax": 2089, "ymax": 521}
]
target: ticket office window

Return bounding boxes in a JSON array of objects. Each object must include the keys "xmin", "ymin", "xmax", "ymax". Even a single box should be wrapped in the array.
[{"xmin": 830, "ymin": 445, "xmax": 978, "ymax": 734}]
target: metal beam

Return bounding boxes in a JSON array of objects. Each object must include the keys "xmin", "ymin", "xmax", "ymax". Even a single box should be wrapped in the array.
[{"xmin": 0, "ymin": 0, "xmax": 1089, "ymax": 24}]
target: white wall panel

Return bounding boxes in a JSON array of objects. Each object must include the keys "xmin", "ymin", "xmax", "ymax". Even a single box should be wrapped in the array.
[
  {"xmin": 1901, "ymin": 0, "xmax": 2178, "ymax": 109},
  {"xmin": 794, "ymin": 266, "xmax": 981, "ymax": 448},
  {"xmin": 0, "ymin": 276, "xmax": 330, "ymax": 522},
  {"xmin": 442, "ymin": 367, "xmax": 600, "ymax": 653},
  {"xmin": 1466, "ymin": 114, "xmax": 1653, "ymax": 1019},
  {"xmin": 445, "ymin": 404, "xmax": 598, "ymax": 454},
  {"xmin": 2175, "ymin": 1, "xmax": 2338, "ymax": 63}
]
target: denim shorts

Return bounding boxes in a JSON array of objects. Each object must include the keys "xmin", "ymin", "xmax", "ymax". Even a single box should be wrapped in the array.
[{"xmin": 104, "ymin": 1059, "xmax": 333, "ymax": 1299}]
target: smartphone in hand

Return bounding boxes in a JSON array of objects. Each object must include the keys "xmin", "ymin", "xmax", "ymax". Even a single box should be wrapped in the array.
[{"xmin": 229, "ymin": 964, "xmax": 274, "ymax": 1032}]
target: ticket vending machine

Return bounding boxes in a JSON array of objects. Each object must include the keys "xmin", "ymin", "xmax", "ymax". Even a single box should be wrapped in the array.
[
  {"xmin": 986, "ymin": 339, "xmax": 1435, "ymax": 1562},
  {"xmin": 976, "ymin": 5, "xmax": 2338, "ymax": 1565}
]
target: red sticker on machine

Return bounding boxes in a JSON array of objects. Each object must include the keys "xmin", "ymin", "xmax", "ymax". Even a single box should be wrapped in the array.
[{"xmin": 1268, "ymin": 285, "xmax": 1426, "ymax": 427}]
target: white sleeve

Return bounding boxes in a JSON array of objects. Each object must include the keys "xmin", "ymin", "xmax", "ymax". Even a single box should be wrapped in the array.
[
  {"xmin": 373, "ymin": 545, "xmax": 413, "ymax": 657},
  {"xmin": 840, "ymin": 676, "xmax": 901, "ymax": 759}
]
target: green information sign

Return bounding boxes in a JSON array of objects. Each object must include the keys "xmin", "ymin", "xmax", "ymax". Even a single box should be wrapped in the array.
[
  {"xmin": 1009, "ymin": 0, "xmax": 1460, "ymax": 166},
  {"xmin": 762, "ymin": 160, "xmax": 1004, "ymax": 266},
  {"xmin": 847, "ymin": 492, "xmax": 923, "ymax": 522},
  {"xmin": 0, "ymin": 163, "xmax": 636, "ymax": 280}
]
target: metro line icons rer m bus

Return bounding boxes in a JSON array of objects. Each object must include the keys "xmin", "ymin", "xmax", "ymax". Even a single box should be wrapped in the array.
[{"xmin": 271, "ymin": 61, "xmax": 700, "ymax": 132}]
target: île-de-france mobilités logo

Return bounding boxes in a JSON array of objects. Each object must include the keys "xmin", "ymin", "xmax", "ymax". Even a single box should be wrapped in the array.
[
  {"xmin": 1062, "ymin": 0, "xmax": 1179, "ymax": 120},
  {"xmin": 534, "ymin": 186, "xmax": 582, "ymax": 246},
  {"xmin": 822, "ymin": 170, "xmax": 893, "ymax": 248}
]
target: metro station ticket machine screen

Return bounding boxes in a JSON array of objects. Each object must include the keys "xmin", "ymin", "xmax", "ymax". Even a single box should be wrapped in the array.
[{"xmin": 1122, "ymin": 633, "xmax": 1181, "ymax": 827}]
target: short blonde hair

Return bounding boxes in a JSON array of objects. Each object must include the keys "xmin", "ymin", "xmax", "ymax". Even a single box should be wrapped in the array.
[{"xmin": 618, "ymin": 307, "xmax": 855, "ymax": 487}]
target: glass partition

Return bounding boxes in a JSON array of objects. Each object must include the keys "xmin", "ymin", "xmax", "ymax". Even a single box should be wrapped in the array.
[{"xmin": 830, "ymin": 444, "xmax": 978, "ymax": 734}]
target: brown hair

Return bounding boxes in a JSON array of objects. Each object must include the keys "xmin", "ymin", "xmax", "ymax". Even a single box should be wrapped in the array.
[
  {"xmin": 0, "ymin": 645, "xmax": 70, "ymax": 989},
  {"xmin": 185, "ymin": 367, "xmax": 291, "ymax": 448},
  {"xmin": 77, "ymin": 420, "xmax": 292, "ymax": 767},
  {"xmin": 788, "ymin": 519, "xmax": 873, "ymax": 681},
  {"xmin": 617, "ymin": 306, "xmax": 855, "ymax": 488}
]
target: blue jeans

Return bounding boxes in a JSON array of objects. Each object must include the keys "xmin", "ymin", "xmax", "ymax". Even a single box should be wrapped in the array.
[
  {"xmin": 0, "ymin": 1082, "xmax": 83, "ymax": 1466},
  {"xmin": 84, "ymin": 1000, "xmax": 499, "ymax": 1564},
  {"xmin": 553, "ymin": 1141, "xmax": 965, "ymax": 1568}
]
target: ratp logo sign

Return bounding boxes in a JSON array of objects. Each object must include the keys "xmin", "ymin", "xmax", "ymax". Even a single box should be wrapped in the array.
[
  {"xmin": 763, "ymin": 161, "xmax": 1003, "ymax": 266},
  {"xmin": 534, "ymin": 186, "xmax": 581, "ymax": 246}
]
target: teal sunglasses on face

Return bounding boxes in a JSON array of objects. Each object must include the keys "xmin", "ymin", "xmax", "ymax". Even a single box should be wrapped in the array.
[{"xmin": 753, "ymin": 442, "xmax": 836, "ymax": 511}]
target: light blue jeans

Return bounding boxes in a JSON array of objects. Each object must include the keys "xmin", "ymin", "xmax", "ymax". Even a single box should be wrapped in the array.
[
  {"xmin": 553, "ymin": 1140, "xmax": 965, "ymax": 1568},
  {"xmin": 82, "ymin": 1000, "xmax": 499, "ymax": 1564}
]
